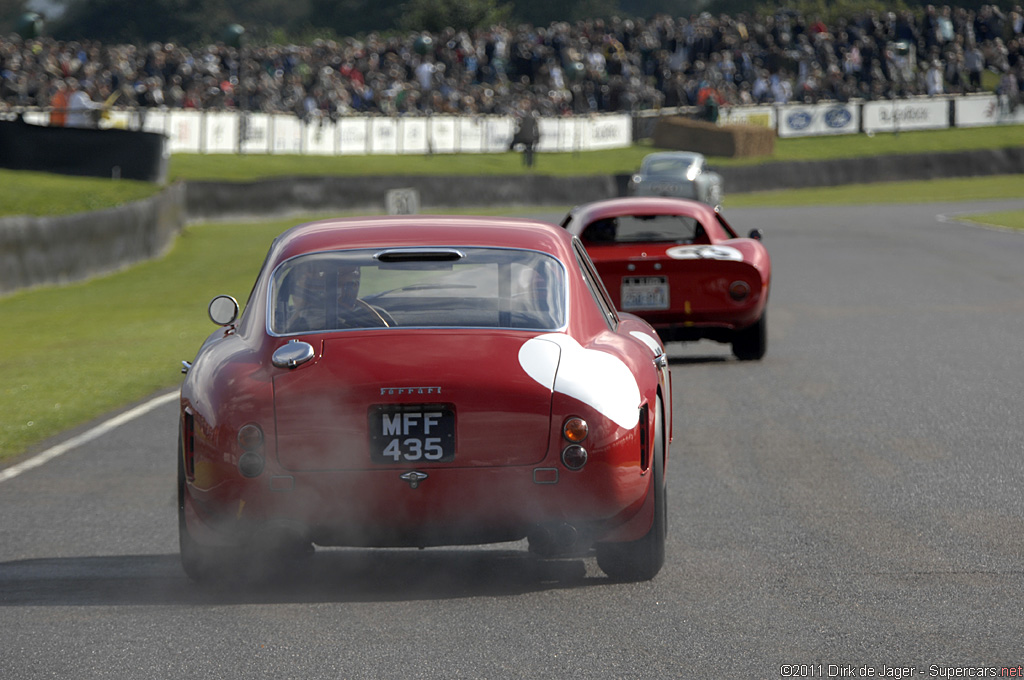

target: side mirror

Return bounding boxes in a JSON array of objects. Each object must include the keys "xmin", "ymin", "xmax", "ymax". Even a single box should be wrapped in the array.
[
  {"xmin": 208, "ymin": 295, "xmax": 239, "ymax": 326},
  {"xmin": 748, "ymin": 229, "xmax": 763, "ymax": 241}
]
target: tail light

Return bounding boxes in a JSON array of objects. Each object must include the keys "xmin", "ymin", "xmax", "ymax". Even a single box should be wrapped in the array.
[
  {"xmin": 237, "ymin": 423, "xmax": 265, "ymax": 478},
  {"xmin": 728, "ymin": 280, "xmax": 751, "ymax": 302},
  {"xmin": 561, "ymin": 417, "xmax": 589, "ymax": 470}
]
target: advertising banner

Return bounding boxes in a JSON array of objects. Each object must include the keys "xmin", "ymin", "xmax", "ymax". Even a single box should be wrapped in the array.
[
  {"xmin": 204, "ymin": 111, "xmax": 239, "ymax": 153},
  {"xmin": 955, "ymin": 94, "xmax": 1024, "ymax": 127},
  {"xmin": 302, "ymin": 117, "xmax": 336, "ymax": 155},
  {"xmin": 537, "ymin": 117, "xmax": 569, "ymax": 152},
  {"xmin": 367, "ymin": 117, "xmax": 399, "ymax": 154},
  {"xmin": 83, "ymin": 95, "xmax": 1013, "ymax": 155},
  {"xmin": 483, "ymin": 117, "xmax": 516, "ymax": 153},
  {"xmin": 126, "ymin": 110, "xmax": 630, "ymax": 155},
  {"xmin": 778, "ymin": 103, "xmax": 859, "ymax": 137},
  {"xmin": 862, "ymin": 98, "xmax": 950, "ymax": 133},
  {"xmin": 239, "ymin": 113, "xmax": 272, "ymax": 154},
  {"xmin": 426, "ymin": 116, "xmax": 457, "ymax": 154},
  {"xmin": 586, "ymin": 114, "xmax": 632, "ymax": 150},
  {"xmin": 271, "ymin": 115, "xmax": 303, "ymax": 154},
  {"xmin": 102, "ymin": 110, "xmax": 136, "ymax": 130},
  {"xmin": 456, "ymin": 117, "xmax": 487, "ymax": 153},
  {"xmin": 140, "ymin": 110, "xmax": 169, "ymax": 138},
  {"xmin": 338, "ymin": 118, "xmax": 369, "ymax": 154},
  {"xmin": 720, "ymin": 105, "xmax": 776, "ymax": 129},
  {"xmin": 399, "ymin": 118, "xmax": 429, "ymax": 154},
  {"xmin": 163, "ymin": 109, "xmax": 202, "ymax": 153}
]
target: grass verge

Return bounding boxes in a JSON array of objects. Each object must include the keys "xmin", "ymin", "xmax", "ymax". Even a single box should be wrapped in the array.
[
  {"xmin": 956, "ymin": 211, "xmax": 1024, "ymax": 230},
  {"xmin": 724, "ymin": 175, "xmax": 1024, "ymax": 208},
  {"xmin": 0, "ymin": 169, "xmax": 159, "ymax": 217},
  {"xmin": 0, "ymin": 217, "xmax": 297, "ymax": 459}
]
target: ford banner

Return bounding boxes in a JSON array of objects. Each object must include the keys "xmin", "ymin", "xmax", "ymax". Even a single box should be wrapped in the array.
[{"xmin": 778, "ymin": 103, "xmax": 860, "ymax": 138}]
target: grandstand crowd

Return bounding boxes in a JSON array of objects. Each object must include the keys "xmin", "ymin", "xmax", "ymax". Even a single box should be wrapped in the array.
[{"xmin": 1, "ymin": 5, "xmax": 1022, "ymax": 124}]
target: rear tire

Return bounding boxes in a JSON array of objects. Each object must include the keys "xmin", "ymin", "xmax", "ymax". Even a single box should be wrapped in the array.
[
  {"xmin": 177, "ymin": 434, "xmax": 244, "ymax": 582},
  {"xmin": 732, "ymin": 312, "xmax": 767, "ymax": 361},
  {"xmin": 178, "ymin": 435, "xmax": 312, "ymax": 583},
  {"xmin": 596, "ymin": 397, "xmax": 667, "ymax": 582}
]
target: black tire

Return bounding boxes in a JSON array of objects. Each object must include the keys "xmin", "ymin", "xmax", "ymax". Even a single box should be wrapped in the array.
[
  {"xmin": 178, "ymin": 433, "xmax": 207, "ymax": 582},
  {"xmin": 178, "ymin": 435, "xmax": 312, "ymax": 583},
  {"xmin": 732, "ymin": 311, "xmax": 767, "ymax": 361},
  {"xmin": 596, "ymin": 396, "xmax": 667, "ymax": 582},
  {"xmin": 177, "ymin": 434, "xmax": 242, "ymax": 582}
]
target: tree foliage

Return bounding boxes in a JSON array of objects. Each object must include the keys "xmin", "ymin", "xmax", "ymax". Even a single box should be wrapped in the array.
[
  {"xmin": 738, "ymin": 0, "xmax": 911, "ymax": 23},
  {"xmin": 399, "ymin": 0, "xmax": 512, "ymax": 33},
  {"xmin": 0, "ymin": 0, "xmax": 31, "ymax": 35},
  {"xmin": 304, "ymin": 0, "xmax": 402, "ymax": 38},
  {"xmin": 510, "ymin": 0, "xmax": 616, "ymax": 25},
  {"xmin": 14, "ymin": 0, "xmax": 1000, "ymax": 45},
  {"xmin": 49, "ymin": 0, "xmax": 231, "ymax": 44}
]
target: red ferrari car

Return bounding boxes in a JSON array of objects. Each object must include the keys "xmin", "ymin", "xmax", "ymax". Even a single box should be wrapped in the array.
[
  {"xmin": 561, "ymin": 197, "xmax": 770, "ymax": 361},
  {"xmin": 179, "ymin": 215, "xmax": 671, "ymax": 582}
]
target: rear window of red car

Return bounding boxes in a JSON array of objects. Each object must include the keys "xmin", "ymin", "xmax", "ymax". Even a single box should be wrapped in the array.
[
  {"xmin": 268, "ymin": 247, "xmax": 567, "ymax": 334},
  {"xmin": 581, "ymin": 214, "xmax": 703, "ymax": 245}
]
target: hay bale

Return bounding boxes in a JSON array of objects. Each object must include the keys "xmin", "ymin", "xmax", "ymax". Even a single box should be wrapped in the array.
[{"xmin": 652, "ymin": 116, "xmax": 775, "ymax": 158}]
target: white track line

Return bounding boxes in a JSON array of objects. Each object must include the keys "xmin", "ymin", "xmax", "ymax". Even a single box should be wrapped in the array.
[{"xmin": 0, "ymin": 391, "xmax": 178, "ymax": 483}]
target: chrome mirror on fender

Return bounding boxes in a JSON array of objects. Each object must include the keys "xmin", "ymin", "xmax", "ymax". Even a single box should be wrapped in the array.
[
  {"xmin": 208, "ymin": 295, "xmax": 239, "ymax": 326},
  {"xmin": 748, "ymin": 229, "xmax": 763, "ymax": 241}
]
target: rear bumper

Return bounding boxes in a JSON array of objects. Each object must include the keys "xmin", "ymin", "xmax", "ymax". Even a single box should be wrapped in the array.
[
  {"xmin": 184, "ymin": 460, "xmax": 654, "ymax": 549},
  {"xmin": 645, "ymin": 304, "xmax": 764, "ymax": 342}
]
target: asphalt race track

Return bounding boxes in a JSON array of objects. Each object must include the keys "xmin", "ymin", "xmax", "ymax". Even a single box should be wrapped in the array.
[{"xmin": 3, "ymin": 198, "xmax": 1024, "ymax": 678}]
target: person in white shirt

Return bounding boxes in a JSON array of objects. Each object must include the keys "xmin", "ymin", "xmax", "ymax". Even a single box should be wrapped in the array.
[
  {"xmin": 926, "ymin": 60, "xmax": 945, "ymax": 95},
  {"xmin": 66, "ymin": 79, "xmax": 102, "ymax": 128}
]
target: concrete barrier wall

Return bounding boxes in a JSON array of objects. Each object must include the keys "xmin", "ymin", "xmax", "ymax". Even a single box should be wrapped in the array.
[
  {"xmin": 183, "ymin": 174, "xmax": 620, "ymax": 221},
  {"xmin": 184, "ymin": 147, "xmax": 1024, "ymax": 222},
  {"xmin": 716, "ymin": 148, "xmax": 1024, "ymax": 193},
  {"xmin": 0, "ymin": 182, "xmax": 186, "ymax": 296},
  {"xmin": 2, "ymin": 148, "xmax": 1022, "ymax": 297}
]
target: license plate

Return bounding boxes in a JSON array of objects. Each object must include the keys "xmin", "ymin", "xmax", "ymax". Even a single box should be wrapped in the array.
[
  {"xmin": 621, "ymin": 276, "xmax": 669, "ymax": 310},
  {"xmin": 368, "ymin": 405, "xmax": 455, "ymax": 463},
  {"xmin": 651, "ymin": 182, "xmax": 683, "ymax": 195}
]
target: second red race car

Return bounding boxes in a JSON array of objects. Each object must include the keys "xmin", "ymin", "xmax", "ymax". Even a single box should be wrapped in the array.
[{"xmin": 562, "ymin": 197, "xmax": 770, "ymax": 361}]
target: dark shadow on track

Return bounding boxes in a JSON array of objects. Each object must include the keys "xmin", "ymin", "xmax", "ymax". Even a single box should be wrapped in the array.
[
  {"xmin": 0, "ymin": 548, "xmax": 602, "ymax": 607},
  {"xmin": 666, "ymin": 355, "xmax": 732, "ymax": 366}
]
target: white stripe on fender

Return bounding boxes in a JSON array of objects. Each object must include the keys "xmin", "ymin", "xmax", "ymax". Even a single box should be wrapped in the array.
[
  {"xmin": 519, "ymin": 333, "xmax": 641, "ymax": 430},
  {"xmin": 0, "ymin": 391, "xmax": 179, "ymax": 483}
]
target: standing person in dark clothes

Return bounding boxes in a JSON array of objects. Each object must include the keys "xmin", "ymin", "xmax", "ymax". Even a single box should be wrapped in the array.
[{"xmin": 511, "ymin": 98, "xmax": 540, "ymax": 167}]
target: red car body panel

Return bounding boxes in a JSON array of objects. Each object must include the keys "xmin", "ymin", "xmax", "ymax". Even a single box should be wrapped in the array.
[
  {"xmin": 272, "ymin": 332, "xmax": 554, "ymax": 470},
  {"xmin": 179, "ymin": 216, "xmax": 671, "ymax": 559},
  {"xmin": 562, "ymin": 197, "xmax": 771, "ymax": 348}
]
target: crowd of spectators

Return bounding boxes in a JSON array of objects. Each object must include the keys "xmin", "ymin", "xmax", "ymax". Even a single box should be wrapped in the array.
[{"xmin": 2, "ymin": 4, "xmax": 1022, "ymax": 124}]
